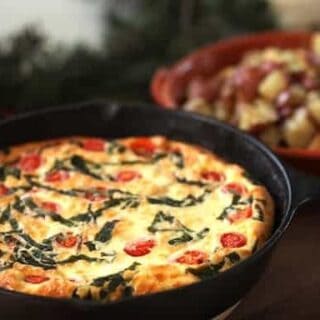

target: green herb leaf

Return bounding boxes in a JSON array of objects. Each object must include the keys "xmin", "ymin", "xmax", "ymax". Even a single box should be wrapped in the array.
[
  {"xmin": 187, "ymin": 260, "xmax": 225, "ymax": 280},
  {"xmin": 57, "ymin": 254, "xmax": 115, "ymax": 265},
  {"xmin": 168, "ymin": 232, "xmax": 193, "ymax": 245},
  {"xmin": 71, "ymin": 155, "xmax": 103, "ymax": 180},
  {"xmin": 170, "ymin": 151, "xmax": 184, "ymax": 169},
  {"xmin": 95, "ymin": 220, "xmax": 119, "ymax": 243},
  {"xmin": 225, "ymin": 252, "xmax": 241, "ymax": 264},
  {"xmin": 148, "ymin": 189, "xmax": 210, "ymax": 207},
  {"xmin": 0, "ymin": 206, "xmax": 11, "ymax": 224},
  {"xmin": 176, "ymin": 176, "xmax": 208, "ymax": 187},
  {"xmin": 0, "ymin": 166, "xmax": 20, "ymax": 181},
  {"xmin": 108, "ymin": 141, "xmax": 126, "ymax": 154}
]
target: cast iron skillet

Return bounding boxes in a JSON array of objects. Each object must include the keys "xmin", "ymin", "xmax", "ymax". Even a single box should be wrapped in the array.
[{"xmin": 0, "ymin": 101, "xmax": 319, "ymax": 320}]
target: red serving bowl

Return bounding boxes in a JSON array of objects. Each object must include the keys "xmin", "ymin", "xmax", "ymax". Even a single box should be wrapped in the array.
[{"xmin": 151, "ymin": 31, "xmax": 320, "ymax": 175}]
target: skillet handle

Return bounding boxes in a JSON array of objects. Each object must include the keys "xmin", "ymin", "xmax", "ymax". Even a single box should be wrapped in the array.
[{"xmin": 286, "ymin": 165, "xmax": 320, "ymax": 211}]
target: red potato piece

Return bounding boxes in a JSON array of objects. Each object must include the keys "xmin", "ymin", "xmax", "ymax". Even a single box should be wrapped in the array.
[
  {"xmin": 233, "ymin": 66, "xmax": 264, "ymax": 103},
  {"xmin": 302, "ymin": 74, "xmax": 320, "ymax": 91},
  {"xmin": 260, "ymin": 61, "xmax": 283, "ymax": 76},
  {"xmin": 187, "ymin": 76, "xmax": 222, "ymax": 103}
]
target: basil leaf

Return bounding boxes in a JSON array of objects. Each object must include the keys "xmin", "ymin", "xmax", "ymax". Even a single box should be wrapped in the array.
[
  {"xmin": 168, "ymin": 232, "xmax": 193, "ymax": 245},
  {"xmin": 176, "ymin": 176, "xmax": 208, "ymax": 187},
  {"xmin": 217, "ymin": 195, "xmax": 253, "ymax": 220},
  {"xmin": 71, "ymin": 155, "xmax": 102, "ymax": 180},
  {"xmin": 0, "ymin": 206, "xmax": 11, "ymax": 224},
  {"xmin": 225, "ymin": 252, "xmax": 241, "ymax": 264},
  {"xmin": 0, "ymin": 166, "xmax": 20, "ymax": 181},
  {"xmin": 148, "ymin": 189, "xmax": 210, "ymax": 207},
  {"xmin": 170, "ymin": 151, "xmax": 184, "ymax": 169},
  {"xmin": 148, "ymin": 211, "xmax": 175, "ymax": 233},
  {"xmin": 95, "ymin": 220, "xmax": 119, "ymax": 243},
  {"xmin": 187, "ymin": 260, "xmax": 225, "ymax": 280},
  {"xmin": 84, "ymin": 241, "xmax": 96, "ymax": 251},
  {"xmin": 57, "ymin": 254, "xmax": 113, "ymax": 265},
  {"xmin": 107, "ymin": 141, "xmax": 126, "ymax": 154},
  {"xmin": 92, "ymin": 262, "xmax": 140, "ymax": 288}
]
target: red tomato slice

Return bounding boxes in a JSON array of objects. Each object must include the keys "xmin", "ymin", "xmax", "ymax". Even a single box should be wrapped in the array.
[
  {"xmin": 19, "ymin": 154, "xmax": 42, "ymax": 172},
  {"xmin": 176, "ymin": 250, "xmax": 208, "ymax": 265},
  {"xmin": 130, "ymin": 138, "xmax": 156, "ymax": 156},
  {"xmin": 24, "ymin": 275, "xmax": 49, "ymax": 284},
  {"xmin": 124, "ymin": 239, "xmax": 155, "ymax": 257},
  {"xmin": 56, "ymin": 233, "xmax": 78, "ymax": 248},
  {"xmin": 82, "ymin": 138, "xmax": 105, "ymax": 152},
  {"xmin": 223, "ymin": 183, "xmax": 247, "ymax": 195},
  {"xmin": 45, "ymin": 170, "xmax": 70, "ymax": 183},
  {"xmin": 41, "ymin": 201, "xmax": 60, "ymax": 213},
  {"xmin": 5, "ymin": 236, "xmax": 17, "ymax": 249},
  {"xmin": 220, "ymin": 232, "xmax": 247, "ymax": 248},
  {"xmin": 116, "ymin": 170, "xmax": 141, "ymax": 182},
  {"xmin": 84, "ymin": 187, "xmax": 107, "ymax": 201},
  {"xmin": 0, "ymin": 184, "xmax": 9, "ymax": 196},
  {"xmin": 228, "ymin": 207, "xmax": 252, "ymax": 223},
  {"xmin": 201, "ymin": 171, "xmax": 224, "ymax": 182}
]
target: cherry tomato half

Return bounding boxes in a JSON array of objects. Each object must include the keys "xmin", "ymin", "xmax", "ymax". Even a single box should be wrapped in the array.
[
  {"xmin": 223, "ymin": 183, "xmax": 247, "ymax": 196},
  {"xmin": 82, "ymin": 139, "xmax": 105, "ymax": 152},
  {"xmin": 220, "ymin": 232, "xmax": 247, "ymax": 248},
  {"xmin": 176, "ymin": 250, "xmax": 208, "ymax": 265},
  {"xmin": 45, "ymin": 170, "xmax": 70, "ymax": 183},
  {"xmin": 19, "ymin": 154, "xmax": 42, "ymax": 172},
  {"xmin": 228, "ymin": 207, "xmax": 252, "ymax": 223},
  {"xmin": 41, "ymin": 201, "xmax": 60, "ymax": 213},
  {"xmin": 124, "ymin": 239, "xmax": 155, "ymax": 257},
  {"xmin": 0, "ymin": 184, "xmax": 9, "ymax": 196},
  {"xmin": 84, "ymin": 187, "xmax": 107, "ymax": 202},
  {"xmin": 201, "ymin": 171, "xmax": 224, "ymax": 182},
  {"xmin": 116, "ymin": 170, "xmax": 141, "ymax": 182},
  {"xmin": 56, "ymin": 233, "xmax": 78, "ymax": 248},
  {"xmin": 130, "ymin": 138, "xmax": 156, "ymax": 156},
  {"xmin": 24, "ymin": 275, "xmax": 49, "ymax": 284}
]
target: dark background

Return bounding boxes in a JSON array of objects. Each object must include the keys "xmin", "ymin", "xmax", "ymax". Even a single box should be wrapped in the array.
[{"xmin": 0, "ymin": 0, "xmax": 277, "ymax": 114}]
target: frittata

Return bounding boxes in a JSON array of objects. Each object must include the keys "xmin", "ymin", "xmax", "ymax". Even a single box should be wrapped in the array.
[{"xmin": 0, "ymin": 136, "xmax": 274, "ymax": 302}]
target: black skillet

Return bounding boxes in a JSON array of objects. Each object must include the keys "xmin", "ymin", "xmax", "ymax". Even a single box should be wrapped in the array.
[{"xmin": 0, "ymin": 101, "xmax": 319, "ymax": 320}]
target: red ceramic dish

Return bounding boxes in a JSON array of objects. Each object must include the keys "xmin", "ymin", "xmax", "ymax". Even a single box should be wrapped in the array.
[{"xmin": 150, "ymin": 31, "xmax": 320, "ymax": 175}]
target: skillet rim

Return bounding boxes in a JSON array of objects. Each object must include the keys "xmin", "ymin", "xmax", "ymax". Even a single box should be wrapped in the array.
[{"xmin": 0, "ymin": 100, "xmax": 294, "ymax": 307}]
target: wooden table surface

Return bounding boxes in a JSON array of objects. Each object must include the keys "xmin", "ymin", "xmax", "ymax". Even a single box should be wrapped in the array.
[{"xmin": 230, "ymin": 203, "xmax": 320, "ymax": 320}]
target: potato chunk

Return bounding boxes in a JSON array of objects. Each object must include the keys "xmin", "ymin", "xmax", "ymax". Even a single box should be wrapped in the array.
[
  {"xmin": 237, "ymin": 100, "xmax": 278, "ymax": 131},
  {"xmin": 283, "ymin": 108, "xmax": 316, "ymax": 147},
  {"xmin": 307, "ymin": 92, "xmax": 320, "ymax": 124},
  {"xmin": 258, "ymin": 70, "xmax": 288, "ymax": 101}
]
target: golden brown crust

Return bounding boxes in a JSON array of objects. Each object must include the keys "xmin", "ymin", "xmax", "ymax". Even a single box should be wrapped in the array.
[{"xmin": 0, "ymin": 136, "xmax": 274, "ymax": 302}]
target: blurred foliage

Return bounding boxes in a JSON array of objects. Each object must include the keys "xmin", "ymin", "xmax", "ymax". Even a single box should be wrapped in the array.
[{"xmin": 0, "ymin": 0, "xmax": 277, "ymax": 112}]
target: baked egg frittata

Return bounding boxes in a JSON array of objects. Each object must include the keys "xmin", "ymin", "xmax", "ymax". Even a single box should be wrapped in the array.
[{"xmin": 0, "ymin": 136, "xmax": 274, "ymax": 301}]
